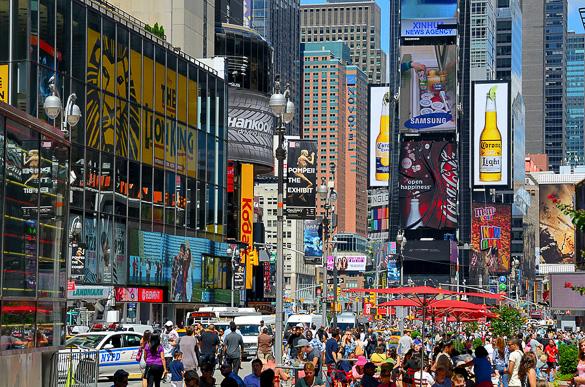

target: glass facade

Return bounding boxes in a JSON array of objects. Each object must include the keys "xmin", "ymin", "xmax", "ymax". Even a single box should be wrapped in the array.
[
  {"xmin": 565, "ymin": 32, "xmax": 585, "ymax": 166},
  {"xmin": 0, "ymin": 106, "xmax": 69, "ymax": 350},
  {"xmin": 2, "ymin": 0, "xmax": 230, "ymax": 303},
  {"xmin": 543, "ymin": 0, "xmax": 566, "ymax": 171}
]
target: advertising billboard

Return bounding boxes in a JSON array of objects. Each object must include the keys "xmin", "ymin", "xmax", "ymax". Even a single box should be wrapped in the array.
[
  {"xmin": 399, "ymin": 140, "xmax": 458, "ymax": 229},
  {"xmin": 114, "ymin": 287, "xmax": 164, "ymax": 303},
  {"xmin": 472, "ymin": 81, "xmax": 511, "ymax": 187},
  {"xmin": 399, "ymin": 45, "xmax": 457, "ymax": 133},
  {"xmin": 369, "ymin": 85, "xmax": 392, "ymax": 187},
  {"xmin": 228, "ymin": 88, "xmax": 275, "ymax": 170},
  {"xmin": 286, "ymin": 139, "xmax": 318, "ymax": 219},
  {"xmin": 71, "ymin": 244, "xmax": 86, "ymax": 281},
  {"xmin": 539, "ymin": 184, "xmax": 575, "ymax": 264},
  {"xmin": 304, "ymin": 219, "xmax": 323, "ymax": 262},
  {"xmin": 401, "ymin": 240, "xmax": 454, "ymax": 275},
  {"xmin": 576, "ymin": 180, "xmax": 585, "ymax": 270},
  {"xmin": 326, "ymin": 255, "xmax": 367, "ymax": 273},
  {"xmin": 550, "ymin": 273, "xmax": 585, "ymax": 310},
  {"xmin": 401, "ymin": 0, "xmax": 458, "ymax": 38},
  {"xmin": 471, "ymin": 203, "xmax": 512, "ymax": 274}
]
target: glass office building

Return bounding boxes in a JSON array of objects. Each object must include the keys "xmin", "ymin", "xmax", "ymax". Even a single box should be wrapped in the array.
[
  {"xmin": 565, "ymin": 32, "xmax": 585, "ymax": 166},
  {"xmin": 1, "ymin": 0, "xmax": 230, "ymax": 327}
]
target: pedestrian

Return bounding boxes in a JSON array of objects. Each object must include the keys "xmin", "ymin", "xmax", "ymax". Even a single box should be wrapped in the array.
[
  {"xmin": 301, "ymin": 338, "xmax": 322, "ymax": 375},
  {"xmin": 507, "ymin": 339, "xmax": 524, "ymax": 387},
  {"xmin": 200, "ymin": 362, "xmax": 216, "ymax": 387},
  {"xmin": 306, "ymin": 330, "xmax": 324, "ymax": 354},
  {"xmin": 244, "ymin": 358, "xmax": 264, "ymax": 387},
  {"xmin": 574, "ymin": 339, "xmax": 585, "ymax": 387},
  {"xmin": 137, "ymin": 330, "xmax": 152, "ymax": 387},
  {"xmin": 365, "ymin": 328, "xmax": 377, "ymax": 358},
  {"xmin": 162, "ymin": 321, "xmax": 179, "ymax": 372},
  {"xmin": 170, "ymin": 351, "xmax": 185, "ymax": 387},
  {"xmin": 260, "ymin": 369, "xmax": 276, "ymax": 387},
  {"xmin": 411, "ymin": 356, "xmax": 435, "ymax": 387},
  {"xmin": 144, "ymin": 333, "xmax": 169, "ymax": 387},
  {"xmin": 258, "ymin": 320, "xmax": 266, "ymax": 334},
  {"xmin": 288, "ymin": 324, "xmax": 306, "ymax": 358},
  {"xmin": 431, "ymin": 363, "xmax": 451, "ymax": 387},
  {"xmin": 220, "ymin": 362, "xmax": 245, "ymax": 387},
  {"xmin": 544, "ymin": 338, "xmax": 558, "ymax": 381},
  {"xmin": 378, "ymin": 363, "xmax": 396, "ymax": 387},
  {"xmin": 398, "ymin": 330, "xmax": 413, "ymax": 359},
  {"xmin": 295, "ymin": 362, "xmax": 324, "ymax": 387},
  {"xmin": 262, "ymin": 354, "xmax": 291, "ymax": 384},
  {"xmin": 361, "ymin": 362, "xmax": 379, "ymax": 387},
  {"xmin": 199, "ymin": 324, "xmax": 221, "ymax": 368},
  {"xmin": 224, "ymin": 321, "xmax": 245, "ymax": 375},
  {"xmin": 184, "ymin": 370, "xmax": 200, "ymax": 387},
  {"xmin": 258, "ymin": 326, "xmax": 274, "ymax": 361},
  {"xmin": 181, "ymin": 326, "xmax": 199, "ymax": 372},
  {"xmin": 518, "ymin": 352, "xmax": 537, "ymax": 387},
  {"xmin": 473, "ymin": 346, "xmax": 493, "ymax": 387},
  {"xmin": 493, "ymin": 337, "xmax": 509, "ymax": 387},
  {"xmin": 352, "ymin": 355, "xmax": 367, "ymax": 381},
  {"xmin": 432, "ymin": 340, "xmax": 453, "ymax": 372},
  {"xmin": 111, "ymin": 369, "xmax": 129, "ymax": 387}
]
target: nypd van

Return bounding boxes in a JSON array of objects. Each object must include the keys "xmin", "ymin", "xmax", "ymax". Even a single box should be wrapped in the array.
[{"xmin": 61, "ymin": 331, "xmax": 142, "ymax": 380}]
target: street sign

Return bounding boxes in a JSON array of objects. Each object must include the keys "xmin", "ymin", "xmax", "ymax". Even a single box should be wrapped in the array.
[{"xmin": 327, "ymin": 278, "xmax": 344, "ymax": 284}]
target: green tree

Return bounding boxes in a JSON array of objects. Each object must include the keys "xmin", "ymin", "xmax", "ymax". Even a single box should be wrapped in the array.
[
  {"xmin": 490, "ymin": 306, "xmax": 524, "ymax": 338},
  {"xmin": 558, "ymin": 343, "xmax": 578, "ymax": 375},
  {"xmin": 145, "ymin": 22, "xmax": 166, "ymax": 39}
]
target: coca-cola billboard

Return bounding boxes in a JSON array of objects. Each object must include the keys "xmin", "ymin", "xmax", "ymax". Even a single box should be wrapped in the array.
[{"xmin": 399, "ymin": 140, "xmax": 458, "ymax": 229}]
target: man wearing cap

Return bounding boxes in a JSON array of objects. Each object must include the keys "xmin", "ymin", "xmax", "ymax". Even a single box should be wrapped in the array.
[
  {"xmin": 162, "ymin": 321, "xmax": 179, "ymax": 370},
  {"xmin": 298, "ymin": 338, "xmax": 322, "ymax": 376},
  {"xmin": 111, "ymin": 369, "xmax": 129, "ymax": 387},
  {"xmin": 287, "ymin": 324, "xmax": 306, "ymax": 359}
]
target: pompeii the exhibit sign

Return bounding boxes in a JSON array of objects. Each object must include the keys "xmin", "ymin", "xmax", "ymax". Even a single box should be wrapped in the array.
[
  {"xmin": 399, "ymin": 140, "xmax": 458, "ymax": 230},
  {"xmin": 539, "ymin": 184, "xmax": 575, "ymax": 264},
  {"xmin": 286, "ymin": 139, "xmax": 317, "ymax": 219}
]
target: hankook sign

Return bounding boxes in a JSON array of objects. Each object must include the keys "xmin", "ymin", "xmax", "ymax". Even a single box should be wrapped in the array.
[{"xmin": 227, "ymin": 87, "xmax": 275, "ymax": 170}]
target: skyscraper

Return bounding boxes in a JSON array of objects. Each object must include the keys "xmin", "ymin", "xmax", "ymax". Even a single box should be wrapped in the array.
[
  {"xmin": 470, "ymin": 0, "xmax": 497, "ymax": 80},
  {"xmin": 565, "ymin": 32, "xmax": 585, "ymax": 166},
  {"xmin": 522, "ymin": 0, "xmax": 567, "ymax": 171},
  {"xmin": 300, "ymin": 0, "xmax": 387, "ymax": 84},
  {"xmin": 301, "ymin": 41, "xmax": 368, "ymax": 235},
  {"xmin": 107, "ymin": 0, "xmax": 216, "ymax": 58},
  {"xmin": 248, "ymin": 0, "xmax": 301, "ymax": 136}
]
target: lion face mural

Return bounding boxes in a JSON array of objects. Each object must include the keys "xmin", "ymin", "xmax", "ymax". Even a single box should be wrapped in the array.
[{"xmin": 86, "ymin": 28, "xmax": 140, "ymax": 159}]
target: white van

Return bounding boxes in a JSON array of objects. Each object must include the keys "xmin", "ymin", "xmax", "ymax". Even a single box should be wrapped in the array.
[
  {"xmin": 285, "ymin": 314, "xmax": 325, "ymax": 332},
  {"xmin": 335, "ymin": 312, "xmax": 356, "ymax": 332},
  {"xmin": 233, "ymin": 315, "xmax": 275, "ymax": 359}
]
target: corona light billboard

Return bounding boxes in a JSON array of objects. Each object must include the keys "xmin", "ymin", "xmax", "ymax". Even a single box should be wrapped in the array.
[
  {"xmin": 472, "ymin": 81, "xmax": 511, "ymax": 187},
  {"xmin": 369, "ymin": 85, "xmax": 392, "ymax": 187}
]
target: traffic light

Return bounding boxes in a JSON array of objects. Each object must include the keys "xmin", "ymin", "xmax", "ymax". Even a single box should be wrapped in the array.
[
  {"xmin": 248, "ymin": 249, "xmax": 259, "ymax": 266},
  {"xmin": 369, "ymin": 292, "xmax": 377, "ymax": 306},
  {"xmin": 336, "ymin": 286, "xmax": 341, "ymax": 297}
]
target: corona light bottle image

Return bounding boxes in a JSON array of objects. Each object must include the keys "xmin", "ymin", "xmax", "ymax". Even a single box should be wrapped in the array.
[
  {"xmin": 375, "ymin": 92, "xmax": 390, "ymax": 181},
  {"xmin": 479, "ymin": 86, "xmax": 502, "ymax": 182}
]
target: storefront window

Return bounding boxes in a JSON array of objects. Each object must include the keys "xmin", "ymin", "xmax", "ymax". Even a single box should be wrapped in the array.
[
  {"xmin": 165, "ymin": 170, "xmax": 176, "ymax": 226},
  {"xmin": 98, "ymin": 213, "xmax": 114, "ymax": 284},
  {"xmin": 38, "ymin": 138, "xmax": 68, "ymax": 299},
  {"xmin": 2, "ymin": 119, "xmax": 39, "ymax": 297},
  {"xmin": 141, "ymin": 164, "xmax": 152, "ymax": 222},
  {"xmin": 0, "ymin": 301, "xmax": 35, "ymax": 349},
  {"xmin": 127, "ymin": 161, "xmax": 140, "ymax": 219},
  {"xmin": 37, "ymin": 301, "xmax": 65, "ymax": 347},
  {"xmin": 115, "ymin": 157, "xmax": 128, "ymax": 216}
]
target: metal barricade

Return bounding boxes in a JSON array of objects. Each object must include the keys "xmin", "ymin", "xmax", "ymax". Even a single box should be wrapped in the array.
[{"xmin": 52, "ymin": 348, "xmax": 100, "ymax": 387}]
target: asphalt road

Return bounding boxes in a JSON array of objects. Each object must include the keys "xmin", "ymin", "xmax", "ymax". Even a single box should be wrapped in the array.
[{"xmin": 97, "ymin": 360, "xmax": 253, "ymax": 386}]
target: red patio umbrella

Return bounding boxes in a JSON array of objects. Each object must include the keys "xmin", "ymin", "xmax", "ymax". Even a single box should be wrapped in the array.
[
  {"xmin": 430, "ymin": 299, "xmax": 486, "ymax": 310},
  {"xmin": 378, "ymin": 298, "xmax": 421, "ymax": 308},
  {"xmin": 460, "ymin": 291, "xmax": 504, "ymax": 300}
]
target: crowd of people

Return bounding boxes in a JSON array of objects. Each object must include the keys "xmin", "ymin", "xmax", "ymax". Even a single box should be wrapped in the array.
[{"xmin": 107, "ymin": 319, "xmax": 585, "ymax": 387}]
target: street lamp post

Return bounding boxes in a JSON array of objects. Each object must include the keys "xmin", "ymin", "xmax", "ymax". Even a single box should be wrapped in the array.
[
  {"xmin": 317, "ymin": 164, "xmax": 337, "ymax": 327},
  {"xmin": 43, "ymin": 76, "xmax": 82, "ymax": 136},
  {"xmin": 396, "ymin": 230, "xmax": 406, "ymax": 334},
  {"xmin": 269, "ymin": 78, "xmax": 294, "ymax": 365}
]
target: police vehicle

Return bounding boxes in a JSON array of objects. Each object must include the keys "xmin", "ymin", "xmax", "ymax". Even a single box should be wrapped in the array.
[{"xmin": 61, "ymin": 331, "xmax": 142, "ymax": 380}]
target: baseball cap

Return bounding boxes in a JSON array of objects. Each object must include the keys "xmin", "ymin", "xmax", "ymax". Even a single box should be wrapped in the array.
[
  {"xmin": 295, "ymin": 339, "xmax": 310, "ymax": 348},
  {"xmin": 296, "ymin": 323, "xmax": 304, "ymax": 328},
  {"xmin": 165, "ymin": 320, "xmax": 174, "ymax": 327}
]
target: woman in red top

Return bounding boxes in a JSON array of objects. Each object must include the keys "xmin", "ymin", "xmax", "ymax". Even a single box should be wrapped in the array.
[{"xmin": 544, "ymin": 339, "xmax": 558, "ymax": 381}]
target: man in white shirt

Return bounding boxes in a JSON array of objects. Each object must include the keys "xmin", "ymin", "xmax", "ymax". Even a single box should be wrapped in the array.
[
  {"xmin": 508, "ymin": 339, "xmax": 524, "ymax": 387},
  {"xmin": 397, "ymin": 330, "xmax": 413, "ymax": 358},
  {"xmin": 484, "ymin": 336, "xmax": 494, "ymax": 361}
]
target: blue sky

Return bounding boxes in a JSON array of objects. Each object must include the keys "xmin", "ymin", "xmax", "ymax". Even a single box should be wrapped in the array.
[
  {"xmin": 568, "ymin": 0, "xmax": 585, "ymax": 33},
  {"xmin": 300, "ymin": 0, "xmax": 585, "ymax": 43}
]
